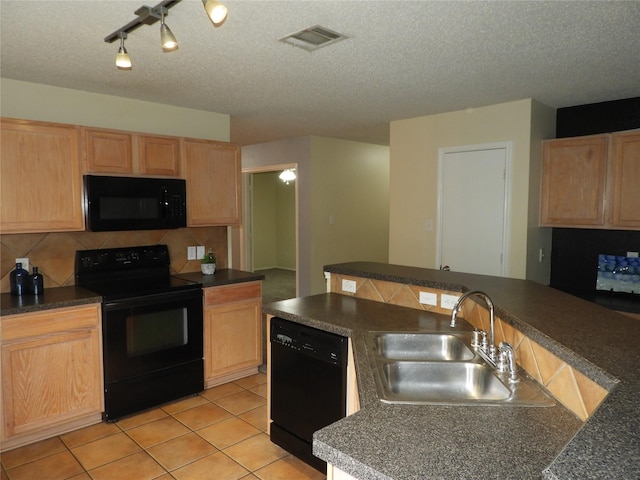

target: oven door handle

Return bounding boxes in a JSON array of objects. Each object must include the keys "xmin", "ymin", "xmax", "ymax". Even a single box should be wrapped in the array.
[{"xmin": 103, "ymin": 288, "xmax": 202, "ymax": 311}]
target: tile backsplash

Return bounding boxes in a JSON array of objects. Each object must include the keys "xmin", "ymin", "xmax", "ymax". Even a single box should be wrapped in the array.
[{"xmin": 0, "ymin": 227, "xmax": 228, "ymax": 294}]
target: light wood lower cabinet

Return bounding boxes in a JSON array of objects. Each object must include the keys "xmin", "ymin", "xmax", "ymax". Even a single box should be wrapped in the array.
[
  {"xmin": 1, "ymin": 304, "xmax": 103, "ymax": 451},
  {"xmin": 204, "ymin": 282, "xmax": 262, "ymax": 388}
]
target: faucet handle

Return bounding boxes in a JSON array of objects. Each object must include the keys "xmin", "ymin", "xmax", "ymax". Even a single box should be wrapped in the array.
[
  {"xmin": 497, "ymin": 342, "xmax": 519, "ymax": 383},
  {"xmin": 471, "ymin": 329, "xmax": 486, "ymax": 348}
]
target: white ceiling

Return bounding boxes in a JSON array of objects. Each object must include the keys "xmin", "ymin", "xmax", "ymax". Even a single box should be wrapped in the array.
[{"xmin": 2, "ymin": 0, "xmax": 639, "ymax": 146}]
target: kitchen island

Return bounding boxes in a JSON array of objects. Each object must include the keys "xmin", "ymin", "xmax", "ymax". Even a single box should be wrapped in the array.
[{"xmin": 262, "ymin": 262, "xmax": 640, "ymax": 480}]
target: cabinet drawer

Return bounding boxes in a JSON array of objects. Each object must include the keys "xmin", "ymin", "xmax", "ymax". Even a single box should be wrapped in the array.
[
  {"xmin": 204, "ymin": 282, "xmax": 261, "ymax": 307},
  {"xmin": 2, "ymin": 304, "xmax": 101, "ymax": 342}
]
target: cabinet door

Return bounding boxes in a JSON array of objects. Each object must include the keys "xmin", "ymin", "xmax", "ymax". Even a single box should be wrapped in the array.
[
  {"xmin": 610, "ymin": 131, "xmax": 640, "ymax": 229},
  {"xmin": 85, "ymin": 128, "xmax": 133, "ymax": 174},
  {"xmin": 138, "ymin": 134, "xmax": 181, "ymax": 176},
  {"xmin": 0, "ymin": 118, "xmax": 84, "ymax": 233},
  {"xmin": 204, "ymin": 282, "xmax": 262, "ymax": 385},
  {"xmin": 1, "ymin": 305, "xmax": 103, "ymax": 441},
  {"xmin": 184, "ymin": 139, "xmax": 242, "ymax": 226},
  {"xmin": 540, "ymin": 135, "xmax": 609, "ymax": 227}
]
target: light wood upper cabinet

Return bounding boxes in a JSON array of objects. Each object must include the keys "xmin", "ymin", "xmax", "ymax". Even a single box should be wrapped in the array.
[
  {"xmin": 540, "ymin": 134, "xmax": 609, "ymax": 227},
  {"xmin": 84, "ymin": 128, "xmax": 181, "ymax": 177},
  {"xmin": 0, "ymin": 118, "xmax": 84, "ymax": 233},
  {"xmin": 1, "ymin": 304, "xmax": 103, "ymax": 450},
  {"xmin": 138, "ymin": 134, "xmax": 181, "ymax": 176},
  {"xmin": 203, "ymin": 282, "xmax": 262, "ymax": 387},
  {"xmin": 184, "ymin": 139, "xmax": 242, "ymax": 226},
  {"xmin": 609, "ymin": 130, "xmax": 640, "ymax": 228},
  {"xmin": 540, "ymin": 130, "xmax": 640, "ymax": 230},
  {"xmin": 85, "ymin": 128, "xmax": 133, "ymax": 174}
]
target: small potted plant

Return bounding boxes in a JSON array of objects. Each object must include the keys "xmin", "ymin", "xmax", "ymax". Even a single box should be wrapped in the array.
[{"xmin": 201, "ymin": 248, "xmax": 216, "ymax": 275}]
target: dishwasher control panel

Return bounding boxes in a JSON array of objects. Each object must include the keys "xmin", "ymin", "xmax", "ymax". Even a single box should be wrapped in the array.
[{"xmin": 271, "ymin": 317, "xmax": 347, "ymax": 366}]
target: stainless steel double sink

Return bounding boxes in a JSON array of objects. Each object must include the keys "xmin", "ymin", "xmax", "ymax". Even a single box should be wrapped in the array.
[{"xmin": 366, "ymin": 331, "xmax": 555, "ymax": 406}]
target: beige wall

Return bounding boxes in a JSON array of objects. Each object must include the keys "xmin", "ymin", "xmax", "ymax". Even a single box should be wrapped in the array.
[
  {"xmin": 242, "ymin": 136, "xmax": 390, "ymax": 296},
  {"xmin": 309, "ymin": 137, "xmax": 389, "ymax": 294},
  {"xmin": 0, "ymin": 78, "xmax": 229, "ymax": 141},
  {"xmin": 389, "ymin": 98, "xmax": 555, "ymax": 282}
]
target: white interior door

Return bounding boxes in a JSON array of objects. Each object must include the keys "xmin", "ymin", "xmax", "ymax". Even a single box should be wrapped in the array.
[{"xmin": 437, "ymin": 143, "xmax": 511, "ymax": 277}]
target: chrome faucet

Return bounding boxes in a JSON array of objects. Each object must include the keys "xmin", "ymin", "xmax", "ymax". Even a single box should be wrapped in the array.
[{"xmin": 450, "ymin": 290, "xmax": 497, "ymax": 361}]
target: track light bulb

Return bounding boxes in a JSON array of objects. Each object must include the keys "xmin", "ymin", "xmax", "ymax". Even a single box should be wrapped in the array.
[
  {"xmin": 115, "ymin": 33, "xmax": 132, "ymax": 69},
  {"xmin": 160, "ymin": 13, "xmax": 178, "ymax": 51},
  {"xmin": 202, "ymin": 0, "xmax": 228, "ymax": 26}
]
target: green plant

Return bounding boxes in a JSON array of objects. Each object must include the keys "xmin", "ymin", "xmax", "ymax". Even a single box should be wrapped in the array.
[{"xmin": 202, "ymin": 249, "xmax": 216, "ymax": 264}]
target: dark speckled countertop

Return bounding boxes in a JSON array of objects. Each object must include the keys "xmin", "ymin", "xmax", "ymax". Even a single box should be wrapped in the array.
[
  {"xmin": 262, "ymin": 262, "xmax": 640, "ymax": 480},
  {"xmin": 174, "ymin": 268, "xmax": 264, "ymax": 287},
  {"xmin": 1, "ymin": 286, "xmax": 102, "ymax": 316},
  {"xmin": 1, "ymin": 269, "xmax": 263, "ymax": 317}
]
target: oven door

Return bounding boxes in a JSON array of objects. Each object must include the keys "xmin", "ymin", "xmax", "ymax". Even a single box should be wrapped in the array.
[
  {"xmin": 101, "ymin": 288, "xmax": 204, "ymax": 420},
  {"xmin": 103, "ymin": 288, "xmax": 203, "ymax": 383}
]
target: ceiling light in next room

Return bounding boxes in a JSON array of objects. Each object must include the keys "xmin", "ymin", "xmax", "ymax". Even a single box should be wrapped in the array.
[
  {"xmin": 279, "ymin": 169, "xmax": 296, "ymax": 184},
  {"xmin": 279, "ymin": 25, "xmax": 348, "ymax": 52}
]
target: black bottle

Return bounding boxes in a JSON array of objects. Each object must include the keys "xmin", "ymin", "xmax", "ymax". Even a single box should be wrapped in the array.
[
  {"xmin": 10, "ymin": 262, "xmax": 29, "ymax": 296},
  {"xmin": 30, "ymin": 266, "xmax": 44, "ymax": 295}
]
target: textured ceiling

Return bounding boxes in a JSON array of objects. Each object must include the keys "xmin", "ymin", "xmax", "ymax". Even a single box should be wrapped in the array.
[{"xmin": 1, "ymin": 0, "xmax": 640, "ymax": 146}]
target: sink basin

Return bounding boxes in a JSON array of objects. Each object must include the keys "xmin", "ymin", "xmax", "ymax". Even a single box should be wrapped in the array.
[
  {"xmin": 373, "ymin": 360, "xmax": 555, "ymax": 406},
  {"xmin": 368, "ymin": 332, "xmax": 475, "ymax": 361},
  {"xmin": 382, "ymin": 361, "xmax": 510, "ymax": 402}
]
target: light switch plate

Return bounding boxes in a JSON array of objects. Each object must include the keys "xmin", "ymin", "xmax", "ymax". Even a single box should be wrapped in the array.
[
  {"xmin": 627, "ymin": 251, "xmax": 639, "ymax": 258},
  {"xmin": 187, "ymin": 246, "xmax": 196, "ymax": 260},
  {"xmin": 196, "ymin": 246, "xmax": 205, "ymax": 260},
  {"xmin": 419, "ymin": 291, "xmax": 438, "ymax": 306}
]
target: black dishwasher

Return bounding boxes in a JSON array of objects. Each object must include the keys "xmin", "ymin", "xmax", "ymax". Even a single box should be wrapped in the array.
[{"xmin": 270, "ymin": 317, "xmax": 347, "ymax": 472}]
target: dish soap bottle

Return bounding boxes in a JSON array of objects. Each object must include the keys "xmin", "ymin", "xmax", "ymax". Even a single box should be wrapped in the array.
[
  {"xmin": 10, "ymin": 262, "xmax": 29, "ymax": 296},
  {"xmin": 29, "ymin": 266, "xmax": 44, "ymax": 295}
]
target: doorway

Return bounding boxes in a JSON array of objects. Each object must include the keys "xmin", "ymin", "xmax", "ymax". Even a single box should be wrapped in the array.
[
  {"xmin": 243, "ymin": 165, "xmax": 298, "ymax": 303},
  {"xmin": 436, "ymin": 142, "xmax": 512, "ymax": 277}
]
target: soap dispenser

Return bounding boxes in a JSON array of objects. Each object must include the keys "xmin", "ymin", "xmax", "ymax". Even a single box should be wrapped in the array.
[{"xmin": 10, "ymin": 262, "xmax": 29, "ymax": 296}]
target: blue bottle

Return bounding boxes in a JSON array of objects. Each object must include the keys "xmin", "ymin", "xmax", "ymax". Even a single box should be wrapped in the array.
[
  {"xmin": 30, "ymin": 267, "xmax": 44, "ymax": 295},
  {"xmin": 10, "ymin": 262, "xmax": 29, "ymax": 296}
]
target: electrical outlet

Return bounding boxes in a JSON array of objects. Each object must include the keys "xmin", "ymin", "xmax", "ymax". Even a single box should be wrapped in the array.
[
  {"xmin": 341, "ymin": 279, "xmax": 357, "ymax": 293},
  {"xmin": 419, "ymin": 291, "xmax": 438, "ymax": 306},
  {"xmin": 16, "ymin": 257, "xmax": 29, "ymax": 271},
  {"xmin": 627, "ymin": 251, "xmax": 639, "ymax": 258},
  {"xmin": 440, "ymin": 294, "xmax": 460, "ymax": 310},
  {"xmin": 196, "ymin": 246, "xmax": 205, "ymax": 260},
  {"xmin": 187, "ymin": 246, "xmax": 196, "ymax": 260}
]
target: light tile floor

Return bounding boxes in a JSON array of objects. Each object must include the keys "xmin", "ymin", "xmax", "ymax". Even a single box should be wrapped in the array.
[{"xmin": 1, "ymin": 373, "xmax": 326, "ymax": 480}]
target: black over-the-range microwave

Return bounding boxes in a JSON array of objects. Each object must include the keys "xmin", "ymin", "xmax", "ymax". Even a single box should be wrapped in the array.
[{"xmin": 84, "ymin": 175, "xmax": 187, "ymax": 231}]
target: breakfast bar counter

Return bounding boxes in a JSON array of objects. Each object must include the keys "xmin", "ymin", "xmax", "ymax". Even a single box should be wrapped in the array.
[{"xmin": 262, "ymin": 262, "xmax": 640, "ymax": 480}]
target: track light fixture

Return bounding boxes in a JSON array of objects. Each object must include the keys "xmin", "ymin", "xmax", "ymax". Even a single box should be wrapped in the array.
[
  {"xmin": 115, "ymin": 32, "xmax": 132, "ymax": 69},
  {"xmin": 104, "ymin": 0, "xmax": 227, "ymax": 70},
  {"xmin": 159, "ymin": 9, "xmax": 178, "ymax": 51},
  {"xmin": 202, "ymin": 0, "xmax": 228, "ymax": 26}
]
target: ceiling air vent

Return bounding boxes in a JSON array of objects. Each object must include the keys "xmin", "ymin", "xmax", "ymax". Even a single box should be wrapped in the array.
[{"xmin": 279, "ymin": 25, "xmax": 347, "ymax": 52}]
